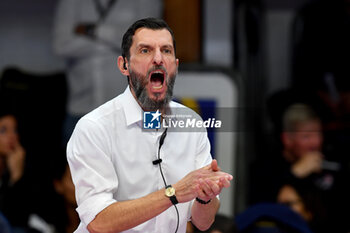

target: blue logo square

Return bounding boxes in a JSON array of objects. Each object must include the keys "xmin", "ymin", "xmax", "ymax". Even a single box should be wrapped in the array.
[{"xmin": 143, "ymin": 110, "xmax": 161, "ymax": 129}]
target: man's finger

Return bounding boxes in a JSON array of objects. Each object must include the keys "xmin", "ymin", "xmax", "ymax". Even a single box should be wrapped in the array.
[
  {"xmin": 211, "ymin": 159, "xmax": 220, "ymax": 172},
  {"xmin": 219, "ymin": 177, "xmax": 231, "ymax": 188},
  {"xmin": 196, "ymin": 184, "xmax": 210, "ymax": 200},
  {"xmin": 205, "ymin": 178, "xmax": 221, "ymax": 196},
  {"xmin": 199, "ymin": 179, "xmax": 214, "ymax": 197}
]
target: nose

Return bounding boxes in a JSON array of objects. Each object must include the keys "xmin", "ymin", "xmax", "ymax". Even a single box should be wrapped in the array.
[{"xmin": 152, "ymin": 49, "xmax": 163, "ymax": 66}]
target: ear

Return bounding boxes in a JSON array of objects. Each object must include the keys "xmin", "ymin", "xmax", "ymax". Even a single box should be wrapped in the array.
[
  {"xmin": 117, "ymin": 56, "xmax": 130, "ymax": 76},
  {"xmin": 176, "ymin": 58, "xmax": 179, "ymax": 68}
]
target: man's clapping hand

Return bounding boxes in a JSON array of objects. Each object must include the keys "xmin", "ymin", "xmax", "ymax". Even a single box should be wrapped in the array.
[{"xmin": 173, "ymin": 159, "xmax": 233, "ymax": 203}]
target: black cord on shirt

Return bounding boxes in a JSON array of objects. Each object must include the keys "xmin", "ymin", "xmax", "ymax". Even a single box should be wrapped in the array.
[{"xmin": 157, "ymin": 128, "xmax": 179, "ymax": 233}]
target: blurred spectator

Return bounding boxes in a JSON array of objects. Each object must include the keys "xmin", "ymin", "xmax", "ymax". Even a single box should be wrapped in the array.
[
  {"xmin": 25, "ymin": 149, "xmax": 79, "ymax": 233},
  {"xmin": 51, "ymin": 158, "xmax": 78, "ymax": 233},
  {"xmin": 249, "ymin": 103, "xmax": 350, "ymax": 231},
  {"xmin": 0, "ymin": 103, "xmax": 76, "ymax": 233},
  {"xmin": 280, "ymin": 104, "xmax": 324, "ymax": 180},
  {"xmin": 0, "ymin": 67, "xmax": 67, "ymax": 181},
  {"xmin": 53, "ymin": 0, "xmax": 163, "ymax": 143},
  {"xmin": 14, "ymin": 151, "xmax": 79, "ymax": 233},
  {"xmin": 0, "ymin": 108, "xmax": 32, "ymax": 232},
  {"xmin": 277, "ymin": 181, "xmax": 328, "ymax": 233}
]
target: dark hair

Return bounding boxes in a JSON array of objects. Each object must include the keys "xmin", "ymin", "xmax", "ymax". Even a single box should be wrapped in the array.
[
  {"xmin": 278, "ymin": 180, "xmax": 328, "ymax": 233},
  {"xmin": 0, "ymin": 99, "xmax": 16, "ymax": 119},
  {"xmin": 121, "ymin": 18, "xmax": 176, "ymax": 60}
]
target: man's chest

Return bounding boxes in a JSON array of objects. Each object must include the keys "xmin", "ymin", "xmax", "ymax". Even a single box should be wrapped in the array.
[{"xmin": 109, "ymin": 130, "xmax": 198, "ymax": 200}]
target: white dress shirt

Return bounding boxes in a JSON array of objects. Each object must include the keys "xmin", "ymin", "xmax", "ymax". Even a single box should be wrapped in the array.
[{"xmin": 67, "ymin": 87, "xmax": 213, "ymax": 233}]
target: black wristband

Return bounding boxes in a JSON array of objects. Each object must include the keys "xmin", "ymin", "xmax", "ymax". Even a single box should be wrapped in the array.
[{"xmin": 196, "ymin": 197, "xmax": 211, "ymax": 204}]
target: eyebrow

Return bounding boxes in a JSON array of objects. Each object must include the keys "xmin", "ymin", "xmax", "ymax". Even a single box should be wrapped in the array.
[
  {"xmin": 161, "ymin": 44, "xmax": 174, "ymax": 50},
  {"xmin": 136, "ymin": 43, "xmax": 152, "ymax": 49},
  {"xmin": 136, "ymin": 43, "xmax": 174, "ymax": 50}
]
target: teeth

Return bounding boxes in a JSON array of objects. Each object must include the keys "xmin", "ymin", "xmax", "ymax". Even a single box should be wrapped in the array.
[{"xmin": 152, "ymin": 85, "xmax": 163, "ymax": 89}]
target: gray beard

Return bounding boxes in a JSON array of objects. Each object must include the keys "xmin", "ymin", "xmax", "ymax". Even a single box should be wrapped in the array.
[{"xmin": 129, "ymin": 66, "xmax": 176, "ymax": 111}]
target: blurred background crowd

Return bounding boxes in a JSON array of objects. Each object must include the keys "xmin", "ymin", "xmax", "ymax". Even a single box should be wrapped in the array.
[{"xmin": 0, "ymin": 0, "xmax": 349, "ymax": 232}]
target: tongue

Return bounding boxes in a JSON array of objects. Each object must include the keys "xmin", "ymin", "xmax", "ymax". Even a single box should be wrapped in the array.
[
  {"xmin": 150, "ymin": 75, "xmax": 163, "ymax": 87},
  {"xmin": 151, "ymin": 79, "xmax": 162, "ymax": 87}
]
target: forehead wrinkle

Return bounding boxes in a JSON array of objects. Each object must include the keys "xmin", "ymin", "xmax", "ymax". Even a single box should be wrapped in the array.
[
  {"xmin": 133, "ymin": 28, "xmax": 173, "ymax": 48},
  {"xmin": 136, "ymin": 43, "xmax": 153, "ymax": 49}
]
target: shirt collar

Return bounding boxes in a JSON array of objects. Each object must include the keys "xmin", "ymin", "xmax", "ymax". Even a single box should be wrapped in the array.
[{"xmin": 121, "ymin": 86, "xmax": 143, "ymax": 126}]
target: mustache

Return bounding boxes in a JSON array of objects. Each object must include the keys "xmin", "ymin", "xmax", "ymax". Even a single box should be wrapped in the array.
[{"xmin": 146, "ymin": 65, "xmax": 168, "ymax": 78}]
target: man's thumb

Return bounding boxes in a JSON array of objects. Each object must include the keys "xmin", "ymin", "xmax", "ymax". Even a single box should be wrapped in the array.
[{"xmin": 211, "ymin": 159, "xmax": 220, "ymax": 171}]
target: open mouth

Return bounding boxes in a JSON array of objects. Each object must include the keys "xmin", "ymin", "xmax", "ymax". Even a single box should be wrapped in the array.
[{"xmin": 150, "ymin": 71, "xmax": 165, "ymax": 90}]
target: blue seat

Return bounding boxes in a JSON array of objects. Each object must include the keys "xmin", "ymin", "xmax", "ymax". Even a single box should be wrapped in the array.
[{"xmin": 235, "ymin": 203, "xmax": 313, "ymax": 233}]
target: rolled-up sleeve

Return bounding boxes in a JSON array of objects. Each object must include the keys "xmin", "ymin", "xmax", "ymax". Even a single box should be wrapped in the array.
[{"xmin": 67, "ymin": 118, "xmax": 118, "ymax": 226}]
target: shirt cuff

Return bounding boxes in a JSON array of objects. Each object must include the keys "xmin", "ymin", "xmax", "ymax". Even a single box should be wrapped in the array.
[{"xmin": 77, "ymin": 192, "xmax": 117, "ymax": 226}]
